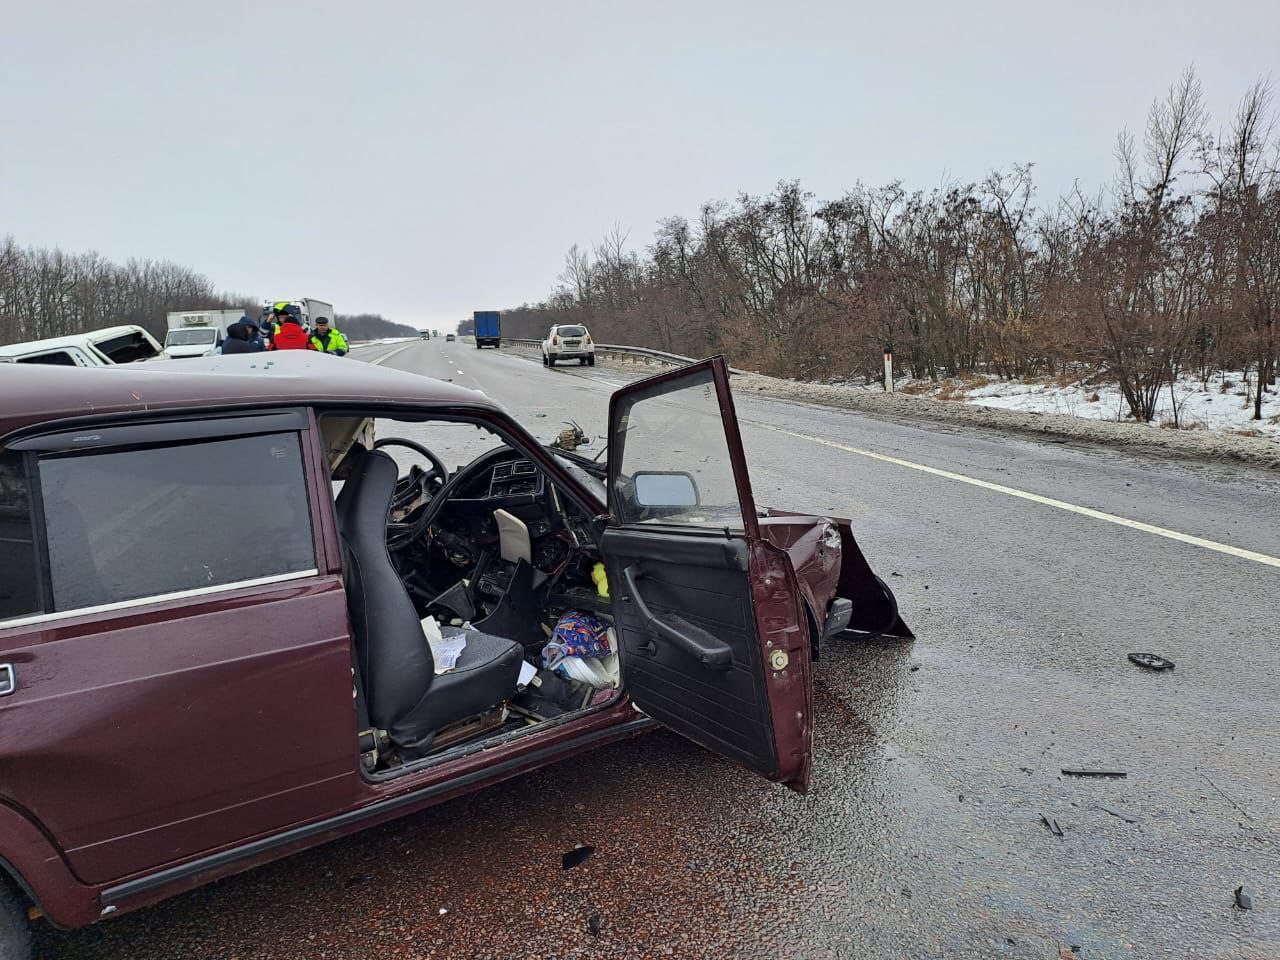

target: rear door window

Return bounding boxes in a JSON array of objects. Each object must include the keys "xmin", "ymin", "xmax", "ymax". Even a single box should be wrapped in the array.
[
  {"xmin": 38, "ymin": 432, "xmax": 316, "ymax": 612},
  {"xmin": 0, "ymin": 452, "xmax": 41, "ymax": 620},
  {"xmin": 17, "ymin": 350, "xmax": 80, "ymax": 366}
]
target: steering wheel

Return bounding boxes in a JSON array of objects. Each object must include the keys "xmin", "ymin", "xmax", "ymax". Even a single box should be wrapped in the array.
[{"xmin": 373, "ymin": 438, "xmax": 448, "ymax": 548}]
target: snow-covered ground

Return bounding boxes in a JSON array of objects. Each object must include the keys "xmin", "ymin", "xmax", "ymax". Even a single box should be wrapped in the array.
[{"xmin": 902, "ymin": 371, "xmax": 1280, "ymax": 442}]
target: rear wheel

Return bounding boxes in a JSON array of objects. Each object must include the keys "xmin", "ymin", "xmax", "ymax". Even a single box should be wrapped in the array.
[
  {"xmin": 588, "ymin": 355, "xmax": 595, "ymax": 366},
  {"xmin": 0, "ymin": 882, "xmax": 32, "ymax": 960},
  {"xmin": 579, "ymin": 357, "xmax": 587, "ymax": 365}
]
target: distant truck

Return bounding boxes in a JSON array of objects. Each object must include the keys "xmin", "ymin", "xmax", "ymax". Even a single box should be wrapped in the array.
[
  {"xmin": 473, "ymin": 311, "xmax": 501, "ymax": 348},
  {"xmin": 162, "ymin": 309, "xmax": 244, "ymax": 359}
]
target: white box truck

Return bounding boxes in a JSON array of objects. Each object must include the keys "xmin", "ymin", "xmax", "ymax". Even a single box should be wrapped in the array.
[{"xmin": 162, "ymin": 308, "xmax": 244, "ymax": 359}]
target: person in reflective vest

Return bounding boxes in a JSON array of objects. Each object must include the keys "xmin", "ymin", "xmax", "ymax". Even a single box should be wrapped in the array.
[
  {"xmin": 267, "ymin": 313, "xmax": 315, "ymax": 351},
  {"xmin": 309, "ymin": 317, "xmax": 348, "ymax": 356},
  {"xmin": 259, "ymin": 302, "xmax": 290, "ymax": 345}
]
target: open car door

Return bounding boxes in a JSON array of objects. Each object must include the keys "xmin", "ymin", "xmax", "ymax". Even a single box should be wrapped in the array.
[{"xmin": 601, "ymin": 357, "xmax": 813, "ymax": 792}]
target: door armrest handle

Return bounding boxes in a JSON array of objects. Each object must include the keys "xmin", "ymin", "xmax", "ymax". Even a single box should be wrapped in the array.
[{"xmin": 622, "ymin": 565, "xmax": 733, "ymax": 670}]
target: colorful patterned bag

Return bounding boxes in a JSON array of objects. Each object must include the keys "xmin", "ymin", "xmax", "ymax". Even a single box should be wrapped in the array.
[{"xmin": 542, "ymin": 610, "xmax": 613, "ymax": 670}]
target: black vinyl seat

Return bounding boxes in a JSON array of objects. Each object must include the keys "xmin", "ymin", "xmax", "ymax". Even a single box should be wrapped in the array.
[{"xmin": 336, "ymin": 451, "xmax": 523, "ymax": 751}]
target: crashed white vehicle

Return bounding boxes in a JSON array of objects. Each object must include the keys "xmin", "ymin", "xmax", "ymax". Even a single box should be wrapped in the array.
[{"xmin": 0, "ymin": 325, "xmax": 161, "ymax": 367}]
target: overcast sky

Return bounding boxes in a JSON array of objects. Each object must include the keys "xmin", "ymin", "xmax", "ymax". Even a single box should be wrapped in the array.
[{"xmin": 3, "ymin": 0, "xmax": 1277, "ymax": 328}]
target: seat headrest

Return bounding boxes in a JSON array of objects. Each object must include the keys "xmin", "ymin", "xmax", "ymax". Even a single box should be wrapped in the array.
[{"xmin": 336, "ymin": 449, "xmax": 398, "ymax": 542}]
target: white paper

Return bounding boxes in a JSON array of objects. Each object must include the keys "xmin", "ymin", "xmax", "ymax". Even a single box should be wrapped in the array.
[
  {"xmin": 518, "ymin": 660, "xmax": 538, "ymax": 688},
  {"xmin": 421, "ymin": 615, "xmax": 443, "ymax": 645},
  {"xmin": 429, "ymin": 634, "xmax": 467, "ymax": 674},
  {"xmin": 421, "ymin": 615, "xmax": 466, "ymax": 674}
]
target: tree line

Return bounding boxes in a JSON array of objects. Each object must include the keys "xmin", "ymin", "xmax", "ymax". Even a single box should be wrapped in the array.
[
  {"xmin": 502, "ymin": 71, "xmax": 1279, "ymax": 423},
  {"xmin": 0, "ymin": 235, "xmax": 417, "ymax": 348},
  {"xmin": 332, "ymin": 313, "xmax": 421, "ymax": 341}
]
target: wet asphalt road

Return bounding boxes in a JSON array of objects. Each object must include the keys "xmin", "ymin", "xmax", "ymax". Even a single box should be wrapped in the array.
[{"xmin": 39, "ymin": 339, "xmax": 1280, "ymax": 959}]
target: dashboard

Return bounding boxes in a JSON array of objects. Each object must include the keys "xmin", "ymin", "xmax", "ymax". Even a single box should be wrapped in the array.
[
  {"xmin": 488, "ymin": 459, "xmax": 543, "ymax": 499},
  {"xmin": 387, "ymin": 442, "xmax": 609, "ymax": 622}
]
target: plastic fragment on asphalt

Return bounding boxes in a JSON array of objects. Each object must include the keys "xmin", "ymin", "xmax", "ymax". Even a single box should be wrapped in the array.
[
  {"xmin": 1099, "ymin": 804, "xmax": 1140, "ymax": 824},
  {"xmin": 563, "ymin": 844, "xmax": 595, "ymax": 870},
  {"xmin": 1235, "ymin": 886, "xmax": 1252, "ymax": 910},
  {"xmin": 1041, "ymin": 814, "xmax": 1064, "ymax": 837},
  {"xmin": 1062, "ymin": 768, "xmax": 1127, "ymax": 778},
  {"xmin": 1128, "ymin": 652, "xmax": 1175, "ymax": 671},
  {"xmin": 588, "ymin": 913, "xmax": 604, "ymax": 937}
]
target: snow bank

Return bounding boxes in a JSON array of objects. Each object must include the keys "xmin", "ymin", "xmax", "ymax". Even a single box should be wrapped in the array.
[{"xmin": 949, "ymin": 372, "xmax": 1279, "ymax": 441}]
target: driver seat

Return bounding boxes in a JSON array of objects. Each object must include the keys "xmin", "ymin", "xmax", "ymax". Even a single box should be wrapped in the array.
[{"xmin": 337, "ymin": 450, "xmax": 524, "ymax": 752}]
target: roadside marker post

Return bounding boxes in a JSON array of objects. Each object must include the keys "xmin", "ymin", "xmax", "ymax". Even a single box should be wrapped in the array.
[{"xmin": 884, "ymin": 343, "xmax": 894, "ymax": 393}]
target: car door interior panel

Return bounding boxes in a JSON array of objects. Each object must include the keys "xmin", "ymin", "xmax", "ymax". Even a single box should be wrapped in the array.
[{"xmin": 601, "ymin": 527, "xmax": 779, "ymax": 778}]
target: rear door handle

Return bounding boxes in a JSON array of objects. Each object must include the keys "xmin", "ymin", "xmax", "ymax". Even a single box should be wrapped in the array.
[{"xmin": 0, "ymin": 664, "xmax": 14, "ymax": 697}]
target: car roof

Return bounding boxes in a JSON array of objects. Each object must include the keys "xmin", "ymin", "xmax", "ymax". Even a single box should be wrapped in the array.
[
  {"xmin": 0, "ymin": 325, "xmax": 153, "ymax": 358},
  {"xmin": 0, "ymin": 352, "xmax": 493, "ymax": 439}
]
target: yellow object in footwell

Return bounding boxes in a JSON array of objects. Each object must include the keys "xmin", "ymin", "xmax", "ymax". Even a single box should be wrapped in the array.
[{"xmin": 591, "ymin": 562, "xmax": 609, "ymax": 599}]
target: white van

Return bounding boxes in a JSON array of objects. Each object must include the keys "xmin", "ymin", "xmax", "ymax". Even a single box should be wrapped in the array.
[
  {"xmin": 162, "ymin": 309, "xmax": 245, "ymax": 359},
  {"xmin": 0, "ymin": 325, "xmax": 162, "ymax": 367}
]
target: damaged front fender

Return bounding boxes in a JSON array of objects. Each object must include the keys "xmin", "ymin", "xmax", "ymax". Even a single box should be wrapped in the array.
[{"xmin": 759, "ymin": 511, "xmax": 912, "ymax": 661}]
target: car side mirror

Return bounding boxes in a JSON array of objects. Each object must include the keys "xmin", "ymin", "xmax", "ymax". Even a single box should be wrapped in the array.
[{"xmin": 632, "ymin": 471, "xmax": 699, "ymax": 508}]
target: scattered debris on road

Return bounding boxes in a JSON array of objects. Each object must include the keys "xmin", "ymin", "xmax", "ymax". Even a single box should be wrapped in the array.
[
  {"xmin": 1062, "ymin": 768, "xmax": 1127, "ymax": 779},
  {"xmin": 1099, "ymin": 804, "xmax": 1140, "ymax": 824},
  {"xmin": 587, "ymin": 913, "xmax": 605, "ymax": 937},
  {"xmin": 1202, "ymin": 772, "xmax": 1253, "ymax": 820},
  {"xmin": 551, "ymin": 420, "xmax": 591, "ymax": 452},
  {"xmin": 562, "ymin": 844, "xmax": 595, "ymax": 870},
  {"xmin": 1041, "ymin": 814, "xmax": 1065, "ymax": 837},
  {"xmin": 1235, "ymin": 886, "xmax": 1253, "ymax": 910},
  {"xmin": 1128, "ymin": 653, "xmax": 1175, "ymax": 671}
]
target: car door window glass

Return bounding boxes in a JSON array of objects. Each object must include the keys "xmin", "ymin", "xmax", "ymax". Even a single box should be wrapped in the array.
[
  {"xmin": 0, "ymin": 452, "xmax": 41, "ymax": 619},
  {"xmin": 610, "ymin": 366, "xmax": 744, "ymax": 528},
  {"xmin": 38, "ymin": 433, "xmax": 315, "ymax": 611},
  {"xmin": 17, "ymin": 350, "xmax": 78, "ymax": 366}
]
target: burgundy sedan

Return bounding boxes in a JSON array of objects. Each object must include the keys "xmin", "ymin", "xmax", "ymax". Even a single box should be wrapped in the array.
[{"xmin": 0, "ymin": 353, "xmax": 908, "ymax": 957}]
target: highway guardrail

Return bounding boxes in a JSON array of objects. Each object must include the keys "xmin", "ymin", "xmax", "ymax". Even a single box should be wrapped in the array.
[{"xmin": 498, "ymin": 338, "xmax": 749, "ymax": 374}]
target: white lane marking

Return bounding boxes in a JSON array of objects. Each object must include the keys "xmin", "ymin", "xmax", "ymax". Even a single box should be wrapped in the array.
[
  {"xmin": 747, "ymin": 420, "xmax": 1280, "ymax": 569},
  {"xmin": 363, "ymin": 341, "xmax": 419, "ymax": 365}
]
